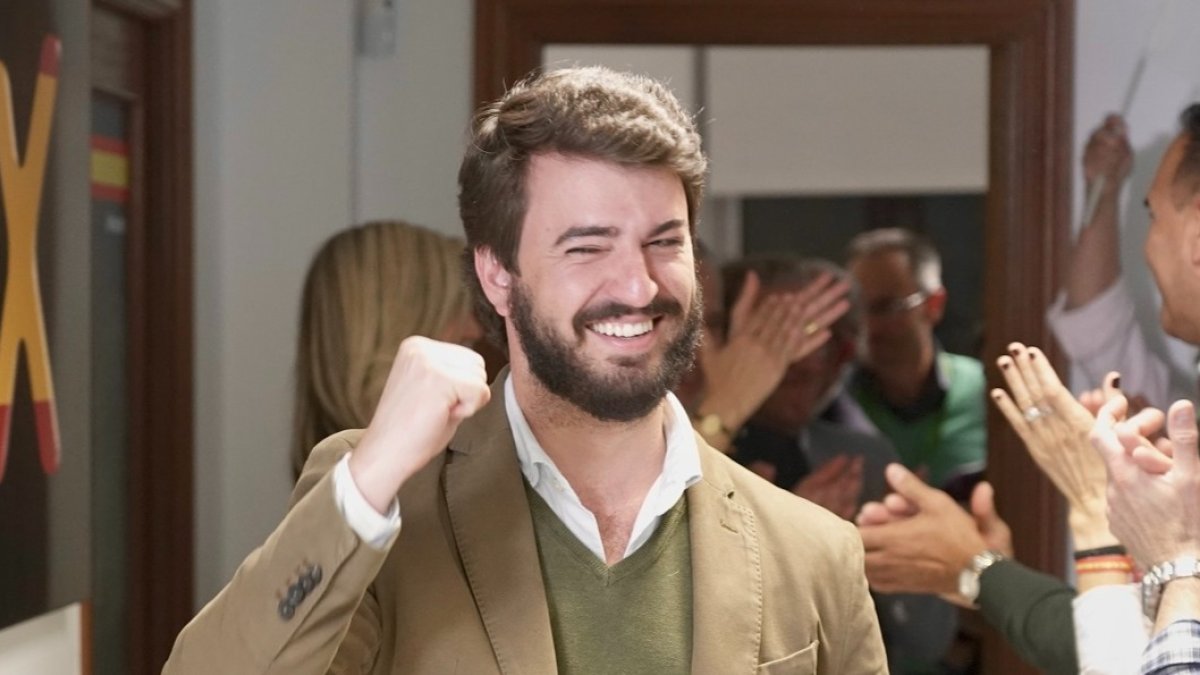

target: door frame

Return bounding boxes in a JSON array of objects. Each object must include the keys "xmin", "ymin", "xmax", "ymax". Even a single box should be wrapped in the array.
[{"xmin": 92, "ymin": 1, "xmax": 192, "ymax": 672}]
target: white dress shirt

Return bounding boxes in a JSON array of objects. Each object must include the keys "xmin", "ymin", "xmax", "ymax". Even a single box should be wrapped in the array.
[
  {"xmin": 1073, "ymin": 582, "xmax": 1151, "ymax": 675},
  {"xmin": 332, "ymin": 453, "xmax": 401, "ymax": 550},
  {"xmin": 1046, "ymin": 281, "xmax": 1195, "ymax": 408}
]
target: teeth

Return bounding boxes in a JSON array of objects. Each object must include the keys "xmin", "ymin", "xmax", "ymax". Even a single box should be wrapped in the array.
[{"xmin": 590, "ymin": 320, "xmax": 653, "ymax": 338}]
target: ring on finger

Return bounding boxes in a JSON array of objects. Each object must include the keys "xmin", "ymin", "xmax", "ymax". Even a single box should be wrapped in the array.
[
  {"xmin": 803, "ymin": 321, "xmax": 820, "ymax": 336},
  {"xmin": 1023, "ymin": 403, "xmax": 1054, "ymax": 422}
]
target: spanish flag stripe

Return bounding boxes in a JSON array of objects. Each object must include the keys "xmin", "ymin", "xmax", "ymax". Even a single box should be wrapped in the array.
[
  {"xmin": 91, "ymin": 150, "xmax": 128, "ymax": 188},
  {"xmin": 90, "ymin": 134, "xmax": 127, "ymax": 155},
  {"xmin": 91, "ymin": 184, "xmax": 128, "ymax": 203}
]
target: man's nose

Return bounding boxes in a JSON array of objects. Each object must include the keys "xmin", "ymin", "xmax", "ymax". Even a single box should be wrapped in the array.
[{"xmin": 606, "ymin": 250, "xmax": 660, "ymax": 308}]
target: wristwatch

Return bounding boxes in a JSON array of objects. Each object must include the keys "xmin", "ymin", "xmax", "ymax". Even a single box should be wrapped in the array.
[
  {"xmin": 957, "ymin": 550, "xmax": 1006, "ymax": 607},
  {"xmin": 694, "ymin": 412, "xmax": 730, "ymax": 442},
  {"xmin": 1142, "ymin": 556, "xmax": 1200, "ymax": 621}
]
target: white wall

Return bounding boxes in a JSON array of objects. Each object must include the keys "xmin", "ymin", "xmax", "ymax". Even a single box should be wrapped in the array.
[
  {"xmin": 191, "ymin": 0, "xmax": 473, "ymax": 607},
  {"xmin": 354, "ymin": 0, "xmax": 474, "ymax": 235},
  {"xmin": 192, "ymin": 0, "xmax": 356, "ymax": 603},
  {"xmin": 707, "ymin": 47, "xmax": 987, "ymax": 197},
  {"xmin": 1072, "ymin": 0, "xmax": 1200, "ymax": 401}
]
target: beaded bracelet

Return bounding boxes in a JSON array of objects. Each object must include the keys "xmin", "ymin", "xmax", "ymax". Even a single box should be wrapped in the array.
[{"xmin": 1075, "ymin": 555, "xmax": 1134, "ymax": 575}]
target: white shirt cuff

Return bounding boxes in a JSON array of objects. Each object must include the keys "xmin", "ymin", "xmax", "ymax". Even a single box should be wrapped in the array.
[
  {"xmin": 1072, "ymin": 583, "xmax": 1150, "ymax": 675},
  {"xmin": 1046, "ymin": 281, "xmax": 1170, "ymax": 405},
  {"xmin": 332, "ymin": 454, "xmax": 401, "ymax": 550},
  {"xmin": 1046, "ymin": 282, "xmax": 1134, "ymax": 363}
]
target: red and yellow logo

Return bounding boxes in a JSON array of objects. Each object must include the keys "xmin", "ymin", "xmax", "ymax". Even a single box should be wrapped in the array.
[{"xmin": 0, "ymin": 35, "xmax": 61, "ymax": 481}]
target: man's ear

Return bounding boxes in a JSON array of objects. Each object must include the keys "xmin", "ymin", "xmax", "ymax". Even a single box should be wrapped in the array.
[
  {"xmin": 474, "ymin": 247, "xmax": 513, "ymax": 318},
  {"xmin": 923, "ymin": 287, "xmax": 948, "ymax": 325}
]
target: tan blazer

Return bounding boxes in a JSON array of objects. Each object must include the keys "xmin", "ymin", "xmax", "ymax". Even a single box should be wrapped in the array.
[{"xmin": 165, "ymin": 378, "xmax": 887, "ymax": 674}]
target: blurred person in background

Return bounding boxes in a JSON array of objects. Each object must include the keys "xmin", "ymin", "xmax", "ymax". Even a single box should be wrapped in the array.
[
  {"xmin": 290, "ymin": 220, "xmax": 480, "ymax": 478},
  {"xmin": 847, "ymin": 228, "xmax": 987, "ymax": 501}
]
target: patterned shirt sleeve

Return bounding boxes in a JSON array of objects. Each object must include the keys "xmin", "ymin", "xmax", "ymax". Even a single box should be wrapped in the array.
[{"xmin": 1141, "ymin": 619, "xmax": 1200, "ymax": 674}]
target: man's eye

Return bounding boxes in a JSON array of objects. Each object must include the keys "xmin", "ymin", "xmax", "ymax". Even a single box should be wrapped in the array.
[
  {"xmin": 566, "ymin": 246, "xmax": 602, "ymax": 255},
  {"xmin": 649, "ymin": 238, "xmax": 684, "ymax": 249}
]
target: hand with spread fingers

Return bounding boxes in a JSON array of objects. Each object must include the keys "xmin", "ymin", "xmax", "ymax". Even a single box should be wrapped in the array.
[
  {"xmin": 694, "ymin": 269, "xmax": 850, "ymax": 451},
  {"xmin": 991, "ymin": 342, "xmax": 1119, "ymax": 551}
]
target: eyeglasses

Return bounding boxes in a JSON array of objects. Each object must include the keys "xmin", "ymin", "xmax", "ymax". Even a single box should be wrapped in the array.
[{"xmin": 865, "ymin": 290, "xmax": 930, "ymax": 317}]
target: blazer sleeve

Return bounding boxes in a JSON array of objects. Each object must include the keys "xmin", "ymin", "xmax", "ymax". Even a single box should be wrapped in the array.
[
  {"xmin": 163, "ymin": 433, "xmax": 392, "ymax": 675},
  {"xmin": 328, "ymin": 583, "xmax": 383, "ymax": 674},
  {"xmin": 976, "ymin": 559, "xmax": 1079, "ymax": 675},
  {"xmin": 829, "ymin": 521, "xmax": 890, "ymax": 674}
]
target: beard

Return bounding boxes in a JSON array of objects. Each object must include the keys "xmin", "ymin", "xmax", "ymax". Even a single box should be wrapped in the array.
[{"xmin": 510, "ymin": 279, "xmax": 702, "ymax": 422}]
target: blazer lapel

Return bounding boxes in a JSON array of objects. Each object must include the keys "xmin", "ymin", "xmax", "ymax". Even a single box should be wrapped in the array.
[
  {"xmin": 689, "ymin": 441, "xmax": 764, "ymax": 675},
  {"xmin": 445, "ymin": 374, "xmax": 557, "ymax": 675}
]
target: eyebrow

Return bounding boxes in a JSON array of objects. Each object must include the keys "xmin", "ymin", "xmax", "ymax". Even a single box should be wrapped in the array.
[
  {"xmin": 553, "ymin": 219, "xmax": 686, "ymax": 247},
  {"xmin": 554, "ymin": 225, "xmax": 618, "ymax": 247},
  {"xmin": 648, "ymin": 219, "xmax": 686, "ymax": 238}
]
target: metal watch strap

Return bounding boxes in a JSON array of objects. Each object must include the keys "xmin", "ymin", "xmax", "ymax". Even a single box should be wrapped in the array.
[
  {"xmin": 971, "ymin": 550, "xmax": 1006, "ymax": 574},
  {"xmin": 959, "ymin": 550, "xmax": 1006, "ymax": 607},
  {"xmin": 1142, "ymin": 556, "xmax": 1200, "ymax": 621}
]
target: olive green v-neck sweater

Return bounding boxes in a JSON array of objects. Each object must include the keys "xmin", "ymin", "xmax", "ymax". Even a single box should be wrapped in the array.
[{"xmin": 525, "ymin": 485, "xmax": 693, "ymax": 675}]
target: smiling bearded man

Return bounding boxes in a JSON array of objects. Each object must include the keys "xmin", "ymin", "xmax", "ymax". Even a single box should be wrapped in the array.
[{"xmin": 164, "ymin": 66, "xmax": 887, "ymax": 675}]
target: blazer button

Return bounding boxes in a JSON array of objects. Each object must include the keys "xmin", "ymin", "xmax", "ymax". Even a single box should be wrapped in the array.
[
  {"xmin": 287, "ymin": 583, "xmax": 305, "ymax": 605},
  {"xmin": 307, "ymin": 564, "xmax": 323, "ymax": 585},
  {"xmin": 278, "ymin": 598, "xmax": 295, "ymax": 620},
  {"xmin": 299, "ymin": 575, "xmax": 314, "ymax": 593}
]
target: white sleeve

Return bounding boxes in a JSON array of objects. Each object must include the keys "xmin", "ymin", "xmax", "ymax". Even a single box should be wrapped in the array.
[
  {"xmin": 1046, "ymin": 280, "xmax": 1170, "ymax": 407},
  {"xmin": 331, "ymin": 453, "xmax": 401, "ymax": 550},
  {"xmin": 1072, "ymin": 583, "xmax": 1151, "ymax": 675}
]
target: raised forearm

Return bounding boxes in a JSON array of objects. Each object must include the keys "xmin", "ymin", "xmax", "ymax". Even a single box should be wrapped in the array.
[{"xmin": 1063, "ymin": 183, "xmax": 1121, "ymax": 310}]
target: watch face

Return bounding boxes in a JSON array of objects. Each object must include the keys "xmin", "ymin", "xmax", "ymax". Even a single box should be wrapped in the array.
[{"xmin": 957, "ymin": 568, "xmax": 980, "ymax": 602}]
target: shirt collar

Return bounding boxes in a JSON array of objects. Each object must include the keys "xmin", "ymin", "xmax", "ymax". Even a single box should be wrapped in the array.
[{"xmin": 503, "ymin": 375, "xmax": 702, "ymax": 497}]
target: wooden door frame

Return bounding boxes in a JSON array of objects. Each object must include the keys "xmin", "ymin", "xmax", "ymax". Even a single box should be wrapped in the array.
[
  {"xmin": 475, "ymin": 1, "xmax": 1072, "ymax": 672},
  {"xmin": 92, "ymin": 0, "xmax": 192, "ymax": 672}
]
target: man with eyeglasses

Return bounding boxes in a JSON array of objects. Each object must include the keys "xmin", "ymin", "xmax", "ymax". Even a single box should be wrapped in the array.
[
  {"xmin": 844, "ymin": 228, "xmax": 988, "ymax": 674},
  {"xmin": 845, "ymin": 228, "xmax": 987, "ymax": 502}
]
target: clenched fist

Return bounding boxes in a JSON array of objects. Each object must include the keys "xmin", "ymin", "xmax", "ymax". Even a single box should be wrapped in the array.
[{"xmin": 348, "ymin": 336, "xmax": 491, "ymax": 513}]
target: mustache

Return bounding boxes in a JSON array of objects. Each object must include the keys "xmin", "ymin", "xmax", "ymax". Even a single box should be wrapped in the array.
[{"xmin": 573, "ymin": 295, "xmax": 684, "ymax": 335}]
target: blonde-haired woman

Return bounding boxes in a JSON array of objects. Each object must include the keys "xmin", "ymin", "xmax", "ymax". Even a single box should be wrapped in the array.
[{"xmin": 291, "ymin": 220, "xmax": 481, "ymax": 477}]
